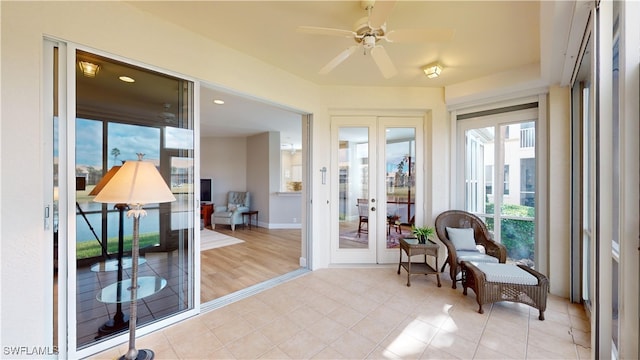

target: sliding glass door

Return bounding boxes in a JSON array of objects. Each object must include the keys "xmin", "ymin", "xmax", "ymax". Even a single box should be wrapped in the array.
[{"xmin": 50, "ymin": 46, "xmax": 198, "ymax": 357}]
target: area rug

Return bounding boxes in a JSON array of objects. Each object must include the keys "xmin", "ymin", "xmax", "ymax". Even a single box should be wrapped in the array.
[
  {"xmin": 200, "ymin": 229, "xmax": 244, "ymax": 251},
  {"xmin": 339, "ymin": 229, "xmax": 404, "ymax": 248}
]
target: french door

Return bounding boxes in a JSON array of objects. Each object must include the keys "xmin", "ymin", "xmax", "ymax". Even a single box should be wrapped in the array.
[{"xmin": 331, "ymin": 115, "xmax": 423, "ymax": 264}]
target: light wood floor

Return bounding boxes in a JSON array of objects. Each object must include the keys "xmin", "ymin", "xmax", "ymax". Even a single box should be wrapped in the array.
[{"xmin": 200, "ymin": 226, "xmax": 302, "ymax": 303}]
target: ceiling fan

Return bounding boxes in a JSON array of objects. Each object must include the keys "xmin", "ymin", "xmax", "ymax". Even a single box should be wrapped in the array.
[
  {"xmin": 157, "ymin": 103, "xmax": 176, "ymax": 122},
  {"xmin": 298, "ymin": 0, "xmax": 454, "ymax": 78}
]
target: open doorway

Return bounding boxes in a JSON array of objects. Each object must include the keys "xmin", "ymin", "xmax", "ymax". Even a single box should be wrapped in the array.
[{"xmin": 199, "ymin": 85, "xmax": 308, "ymax": 303}]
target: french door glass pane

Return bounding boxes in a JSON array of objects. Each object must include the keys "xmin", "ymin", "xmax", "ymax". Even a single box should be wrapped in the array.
[
  {"xmin": 338, "ymin": 127, "xmax": 370, "ymax": 249},
  {"xmin": 385, "ymin": 128, "xmax": 415, "ymax": 248}
]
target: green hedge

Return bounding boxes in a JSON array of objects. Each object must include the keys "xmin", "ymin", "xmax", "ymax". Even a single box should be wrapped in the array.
[
  {"xmin": 76, "ymin": 233, "xmax": 160, "ymax": 259},
  {"xmin": 485, "ymin": 203, "xmax": 535, "ymax": 261}
]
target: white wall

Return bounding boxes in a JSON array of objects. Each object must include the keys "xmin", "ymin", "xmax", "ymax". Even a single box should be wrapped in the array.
[
  {"xmin": 246, "ymin": 132, "xmax": 277, "ymax": 227},
  {"xmin": 548, "ymin": 86, "xmax": 571, "ymax": 297},
  {"xmin": 200, "ymin": 136, "xmax": 247, "ymax": 206}
]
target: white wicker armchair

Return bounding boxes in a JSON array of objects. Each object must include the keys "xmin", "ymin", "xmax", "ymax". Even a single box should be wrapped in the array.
[{"xmin": 211, "ymin": 191, "xmax": 250, "ymax": 231}]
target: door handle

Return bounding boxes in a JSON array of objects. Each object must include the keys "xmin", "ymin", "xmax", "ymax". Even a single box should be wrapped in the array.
[{"xmin": 371, "ymin": 207, "xmax": 376, "ymax": 211}]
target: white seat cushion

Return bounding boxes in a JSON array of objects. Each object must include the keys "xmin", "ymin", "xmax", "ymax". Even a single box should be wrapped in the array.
[
  {"xmin": 473, "ymin": 263, "xmax": 538, "ymax": 285},
  {"xmin": 457, "ymin": 251, "xmax": 499, "ymax": 264}
]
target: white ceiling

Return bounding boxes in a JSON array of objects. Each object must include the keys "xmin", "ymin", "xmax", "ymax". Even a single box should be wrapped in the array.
[{"xmin": 127, "ymin": 0, "xmax": 543, "ymax": 146}]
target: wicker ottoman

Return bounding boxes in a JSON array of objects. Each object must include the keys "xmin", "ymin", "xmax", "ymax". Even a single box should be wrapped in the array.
[{"xmin": 461, "ymin": 261, "xmax": 549, "ymax": 320}]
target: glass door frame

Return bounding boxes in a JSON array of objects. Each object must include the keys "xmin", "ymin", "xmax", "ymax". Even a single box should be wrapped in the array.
[{"xmin": 53, "ymin": 42, "xmax": 202, "ymax": 359}]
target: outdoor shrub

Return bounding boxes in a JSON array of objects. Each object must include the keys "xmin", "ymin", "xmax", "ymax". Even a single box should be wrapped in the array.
[{"xmin": 484, "ymin": 203, "xmax": 535, "ymax": 261}]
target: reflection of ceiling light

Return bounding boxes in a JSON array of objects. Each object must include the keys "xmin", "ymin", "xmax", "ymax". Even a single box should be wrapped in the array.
[
  {"xmin": 78, "ymin": 61, "xmax": 100, "ymax": 77},
  {"xmin": 213, "ymin": 99, "xmax": 225, "ymax": 105},
  {"xmin": 119, "ymin": 76, "xmax": 135, "ymax": 83},
  {"xmin": 422, "ymin": 62, "xmax": 443, "ymax": 78}
]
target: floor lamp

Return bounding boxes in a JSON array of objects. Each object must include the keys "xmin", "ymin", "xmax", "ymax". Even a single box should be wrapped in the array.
[{"xmin": 94, "ymin": 154, "xmax": 176, "ymax": 360}]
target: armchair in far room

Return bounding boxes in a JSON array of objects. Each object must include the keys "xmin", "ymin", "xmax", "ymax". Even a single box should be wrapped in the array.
[{"xmin": 211, "ymin": 191, "xmax": 250, "ymax": 231}]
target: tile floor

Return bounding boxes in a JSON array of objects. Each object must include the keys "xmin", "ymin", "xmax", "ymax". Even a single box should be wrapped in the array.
[{"xmin": 91, "ymin": 267, "xmax": 590, "ymax": 359}]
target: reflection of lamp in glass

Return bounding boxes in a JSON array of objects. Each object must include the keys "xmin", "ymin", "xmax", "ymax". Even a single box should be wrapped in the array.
[
  {"xmin": 94, "ymin": 154, "xmax": 175, "ymax": 360},
  {"xmin": 90, "ymin": 165, "xmax": 132, "ymax": 337}
]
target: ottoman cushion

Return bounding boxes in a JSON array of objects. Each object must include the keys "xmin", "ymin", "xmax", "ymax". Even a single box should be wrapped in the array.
[{"xmin": 473, "ymin": 262, "xmax": 538, "ymax": 285}]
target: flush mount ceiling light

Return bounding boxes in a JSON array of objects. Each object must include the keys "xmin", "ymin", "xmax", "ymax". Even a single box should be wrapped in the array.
[
  {"xmin": 78, "ymin": 61, "xmax": 100, "ymax": 78},
  {"xmin": 422, "ymin": 62, "xmax": 443, "ymax": 79},
  {"xmin": 213, "ymin": 99, "xmax": 225, "ymax": 105},
  {"xmin": 119, "ymin": 76, "xmax": 135, "ymax": 83}
]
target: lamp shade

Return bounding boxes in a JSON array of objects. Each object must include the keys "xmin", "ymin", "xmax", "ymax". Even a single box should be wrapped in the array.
[
  {"xmin": 88, "ymin": 165, "xmax": 121, "ymax": 196},
  {"xmin": 93, "ymin": 159, "xmax": 175, "ymax": 205}
]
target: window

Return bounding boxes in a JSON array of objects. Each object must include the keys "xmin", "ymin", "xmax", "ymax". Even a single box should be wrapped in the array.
[
  {"xmin": 520, "ymin": 158, "xmax": 535, "ymax": 206},
  {"xmin": 281, "ymin": 147, "xmax": 302, "ymax": 191},
  {"xmin": 459, "ymin": 107, "xmax": 538, "ymax": 265},
  {"xmin": 503, "ymin": 164, "xmax": 510, "ymax": 195},
  {"xmin": 485, "ymin": 165, "xmax": 493, "ymax": 196}
]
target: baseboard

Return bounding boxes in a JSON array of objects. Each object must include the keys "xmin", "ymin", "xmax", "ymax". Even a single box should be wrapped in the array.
[{"xmin": 263, "ymin": 222, "xmax": 302, "ymax": 229}]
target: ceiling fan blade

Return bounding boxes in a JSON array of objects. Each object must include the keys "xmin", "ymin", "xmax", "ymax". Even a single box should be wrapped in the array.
[
  {"xmin": 297, "ymin": 26, "xmax": 355, "ymax": 38},
  {"xmin": 368, "ymin": 0, "xmax": 397, "ymax": 29},
  {"xmin": 370, "ymin": 45, "xmax": 397, "ymax": 78},
  {"xmin": 319, "ymin": 45, "xmax": 359, "ymax": 74},
  {"xmin": 385, "ymin": 28, "xmax": 455, "ymax": 43}
]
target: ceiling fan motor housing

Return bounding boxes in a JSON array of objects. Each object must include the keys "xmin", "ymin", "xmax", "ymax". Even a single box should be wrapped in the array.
[{"xmin": 353, "ymin": 16, "xmax": 386, "ymax": 47}]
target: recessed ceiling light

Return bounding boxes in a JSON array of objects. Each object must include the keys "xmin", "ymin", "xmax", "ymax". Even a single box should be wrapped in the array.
[
  {"xmin": 119, "ymin": 76, "xmax": 135, "ymax": 83},
  {"xmin": 213, "ymin": 99, "xmax": 225, "ymax": 105}
]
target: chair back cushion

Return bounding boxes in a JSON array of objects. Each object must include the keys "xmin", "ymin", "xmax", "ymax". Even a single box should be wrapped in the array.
[
  {"xmin": 357, "ymin": 199, "xmax": 368, "ymax": 217},
  {"xmin": 227, "ymin": 191, "xmax": 250, "ymax": 208},
  {"xmin": 446, "ymin": 227, "xmax": 477, "ymax": 251}
]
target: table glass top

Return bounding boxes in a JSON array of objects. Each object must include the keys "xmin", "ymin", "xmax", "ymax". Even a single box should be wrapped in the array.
[{"xmin": 96, "ymin": 276, "xmax": 167, "ymax": 303}]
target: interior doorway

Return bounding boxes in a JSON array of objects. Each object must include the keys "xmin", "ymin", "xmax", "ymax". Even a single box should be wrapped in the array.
[{"xmin": 198, "ymin": 85, "xmax": 308, "ymax": 303}]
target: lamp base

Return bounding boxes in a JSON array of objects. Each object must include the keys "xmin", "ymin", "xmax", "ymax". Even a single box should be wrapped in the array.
[
  {"xmin": 96, "ymin": 313, "xmax": 130, "ymax": 338},
  {"xmin": 119, "ymin": 349, "xmax": 154, "ymax": 360}
]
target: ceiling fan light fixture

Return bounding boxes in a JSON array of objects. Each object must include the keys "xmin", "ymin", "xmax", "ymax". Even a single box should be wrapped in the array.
[
  {"xmin": 422, "ymin": 62, "xmax": 443, "ymax": 78},
  {"xmin": 78, "ymin": 61, "xmax": 100, "ymax": 78}
]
